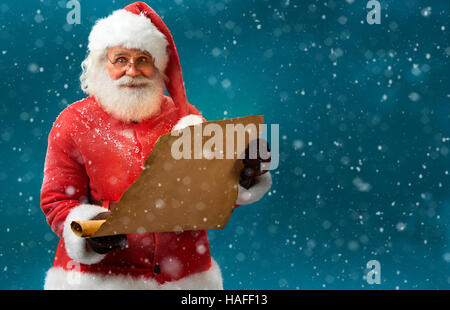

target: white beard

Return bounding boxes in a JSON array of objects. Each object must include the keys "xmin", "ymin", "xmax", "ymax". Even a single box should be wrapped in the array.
[{"xmin": 89, "ymin": 65, "xmax": 165, "ymax": 123}]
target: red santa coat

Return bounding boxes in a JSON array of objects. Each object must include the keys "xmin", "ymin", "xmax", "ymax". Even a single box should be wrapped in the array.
[
  {"xmin": 41, "ymin": 95, "xmax": 272, "ymax": 289},
  {"xmin": 41, "ymin": 95, "xmax": 223, "ymax": 289}
]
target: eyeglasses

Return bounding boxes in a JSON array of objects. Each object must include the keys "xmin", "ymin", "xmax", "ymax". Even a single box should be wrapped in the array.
[{"xmin": 107, "ymin": 54, "xmax": 156, "ymax": 71}]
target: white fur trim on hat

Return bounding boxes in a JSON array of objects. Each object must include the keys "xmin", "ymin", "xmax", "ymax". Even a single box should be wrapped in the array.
[
  {"xmin": 62, "ymin": 204, "xmax": 108, "ymax": 265},
  {"xmin": 88, "ymin": 10, "xmax": 169, "ymax": 73},
  {"xmin": 236, "ymin": 172, "xmax": 272, "ymax": 205},
  {"xmin": 172, "ymin": 114, "xmax": 204, "ymax": 131},
  {"xmin": 44, "ymin": 257, "xmax": 223, "ymax": 290}
]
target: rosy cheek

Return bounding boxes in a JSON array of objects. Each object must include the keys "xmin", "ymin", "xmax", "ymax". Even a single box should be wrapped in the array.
[
  {"xmin": 142, "ymin": 67, "xmax": 154, "ymax": 79},
  {"xmin": 110, "ymin": 70, "xmax": 123, "ymax": 80},
  {"xmin": 112, "ymin": 72, "xmax": 123, "ymax": 79},
  {"xmin": 106, "ymin": 64, "xmax": 123, "ymax": 80}
]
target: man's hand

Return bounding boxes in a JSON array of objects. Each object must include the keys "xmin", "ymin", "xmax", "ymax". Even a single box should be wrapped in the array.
[
  {"xmin": 239, "ymin": 139, "xmax": 271, "ymax": 189},
  {"xmin": 85, "ymin": 211, "xmax": 127, "ymax": 254}
]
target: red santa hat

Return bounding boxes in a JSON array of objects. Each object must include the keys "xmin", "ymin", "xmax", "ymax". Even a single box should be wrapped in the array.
[{"xmin": 87, "ymin": 1, "xmax": 189, "ymax": 118}]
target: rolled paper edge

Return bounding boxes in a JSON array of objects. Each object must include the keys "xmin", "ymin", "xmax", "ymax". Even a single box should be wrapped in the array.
[{"xmin": 70, "ymin": 220, "xmax": 106, "ymax": 237}]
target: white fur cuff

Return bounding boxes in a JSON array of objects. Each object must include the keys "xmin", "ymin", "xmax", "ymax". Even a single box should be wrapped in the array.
[
  {"xmin": 172, "ymin": 114, "xmax": 204, "ymax": 131},
  {"xmin": 236, "ymin": 172, "xmax": 272, "ymax": 205},
  {"xmin": 62, "ymin": 204, "xmax": 109, "ymax": 265}
]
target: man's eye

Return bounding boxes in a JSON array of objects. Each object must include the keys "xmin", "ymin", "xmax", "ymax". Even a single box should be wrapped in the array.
[
  {"xmin": 116, "ymin": 57, "xmax": 128, "ymax": 63},
  {"xmin": 138, "ymin": 57, "xmax": 148, "ymax": 63}
]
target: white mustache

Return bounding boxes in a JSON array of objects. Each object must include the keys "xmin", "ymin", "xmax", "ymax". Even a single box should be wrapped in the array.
[{"xmin": 114, "ymin": 75, "xmax": 150, "ymax": 87}]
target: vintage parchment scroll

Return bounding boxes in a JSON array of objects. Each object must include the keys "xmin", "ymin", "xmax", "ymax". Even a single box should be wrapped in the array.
[{"xmin": 72, "ymin": 115, "xmax": 264, "ymax": 237}]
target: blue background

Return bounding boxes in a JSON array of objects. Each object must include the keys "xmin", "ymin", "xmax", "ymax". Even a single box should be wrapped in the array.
[{"xmin": 0, "ymin": 0, "xmax": 449, "ymax": 289}]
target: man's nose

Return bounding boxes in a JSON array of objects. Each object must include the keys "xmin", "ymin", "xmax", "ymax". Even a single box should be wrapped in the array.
[{"xmin": 125, "ymin": 63, "xmax": 141, "ymax": 77}]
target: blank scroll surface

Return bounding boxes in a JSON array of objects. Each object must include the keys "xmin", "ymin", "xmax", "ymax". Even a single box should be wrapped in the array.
[{"xmin": 91, "ymin": 115, "xmax": 264, "ymax": 237}]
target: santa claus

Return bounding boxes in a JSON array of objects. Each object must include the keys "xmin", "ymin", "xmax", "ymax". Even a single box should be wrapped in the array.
[{"xmin": 40, "ymin": 1, "xmax": 272, "ymax": 289}]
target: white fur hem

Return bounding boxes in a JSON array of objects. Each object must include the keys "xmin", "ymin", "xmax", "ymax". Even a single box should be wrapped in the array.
[
  {"xmin": 88, "ymin": 10, "xmax": 169, "ymax": 73},
  {"xmin": 44, "ymin": 258, "xmax": 223, "ymax": 290},
  {"xmin": 63, "ymin": 204, "xmax": 108, "ymax": 265},
  {"xmin": 236, "ymin": 172, "xmax": 272, "ymax": 205},
  {"xmin": 172, "ymin": 114, "xmax": 204, "ymax": 131}
]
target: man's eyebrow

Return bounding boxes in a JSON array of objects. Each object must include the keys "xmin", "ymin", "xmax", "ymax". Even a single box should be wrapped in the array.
[
  {"xmin": 111, "ymin": 51, "xmax": 153, "ymax": 58},
  {"xmin": 112, "ymin": 51, "xmax": 131, "ymax": 57}
]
